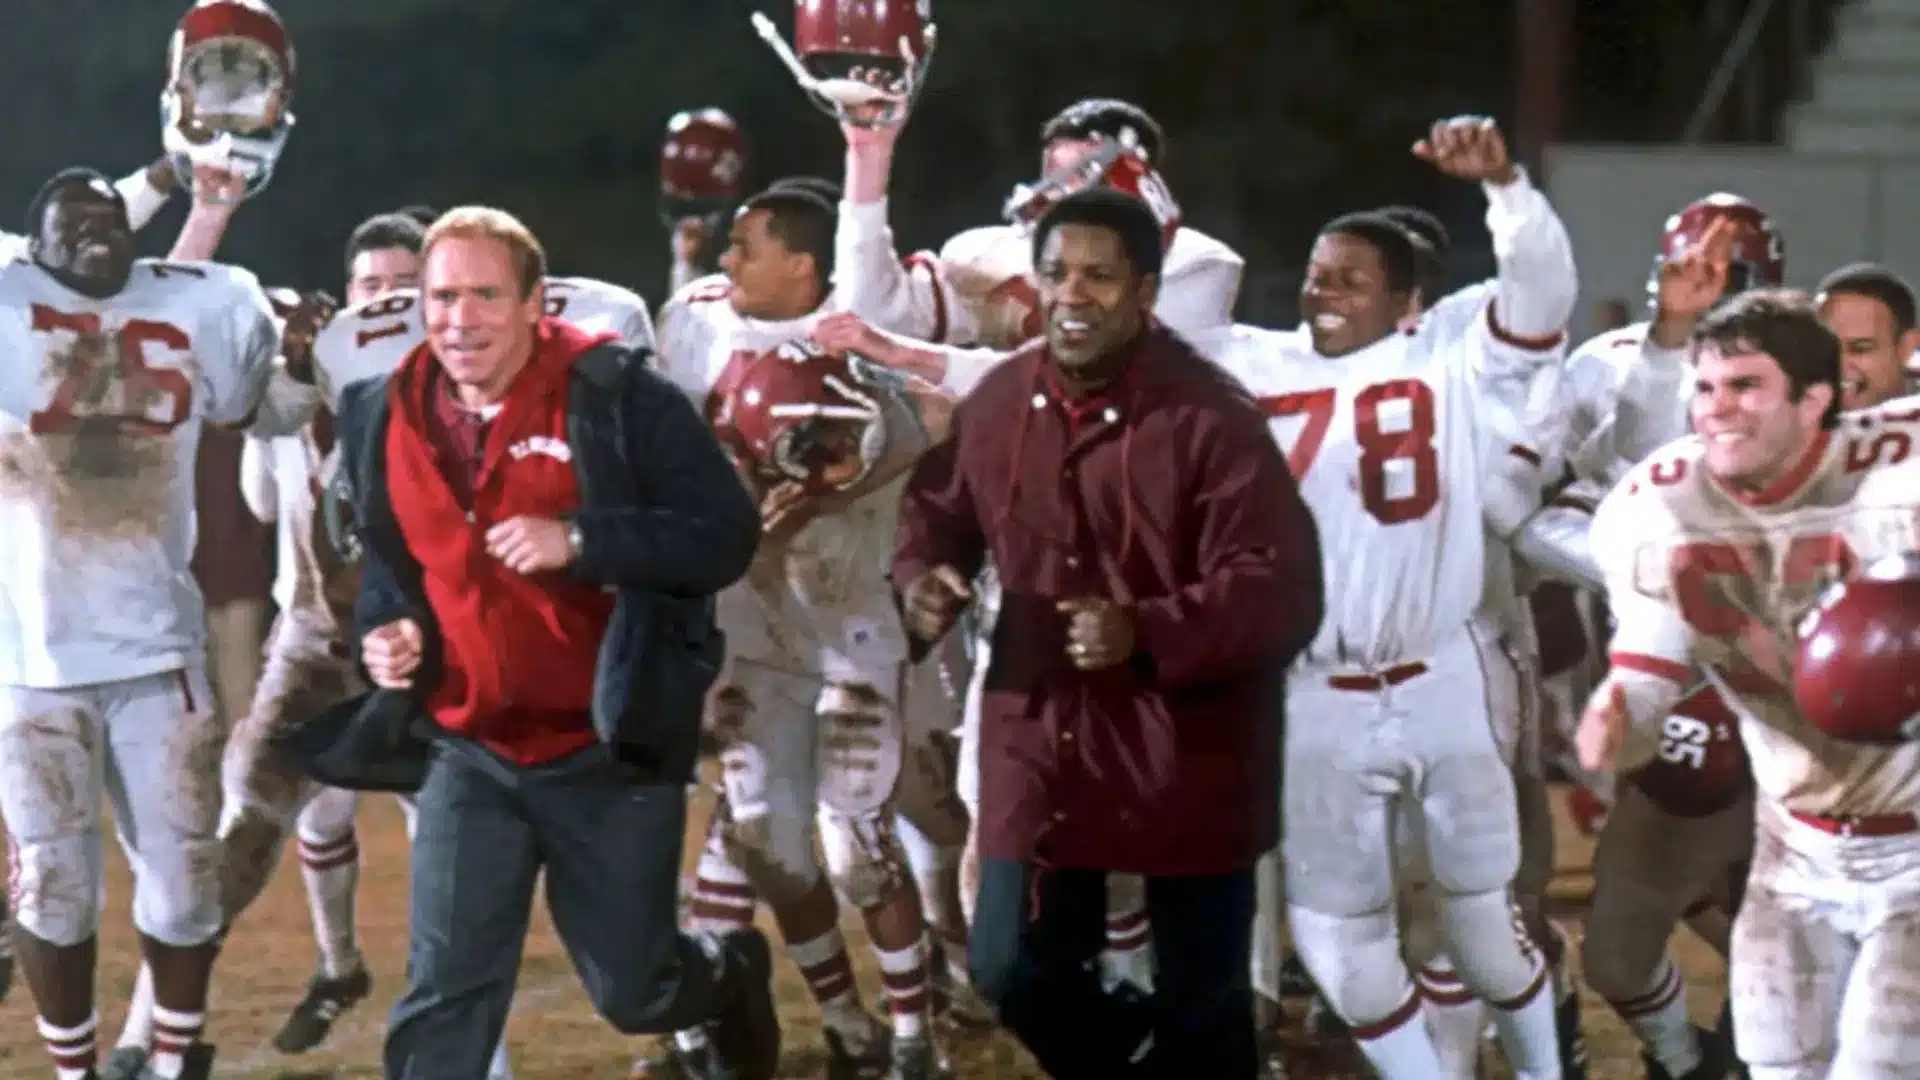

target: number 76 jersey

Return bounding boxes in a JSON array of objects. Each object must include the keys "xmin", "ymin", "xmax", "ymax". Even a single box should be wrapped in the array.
[
  {"xmin": 0, "ymin": 257, "xmax": 279, "ymax": 689},
  {"xmin": 1594, "ymin": 398, "xmax": 1920, "ymax": 816},
  {"xmin": 1208, "ymin": 314, "xmax": 1559, "ymax": 669}
]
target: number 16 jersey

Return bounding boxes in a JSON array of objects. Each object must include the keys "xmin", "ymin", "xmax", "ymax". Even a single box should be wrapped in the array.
[
  {"xmin": 1209, "ymin": 305, "xmax": 1563, "ymax": 669},
  {"xmin": 0, "ymin": 258, "xmax": 279, "ymax": 688}
]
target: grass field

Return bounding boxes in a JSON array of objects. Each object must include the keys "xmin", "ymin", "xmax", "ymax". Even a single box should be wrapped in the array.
[{"xmin": 0, "ymin": 784, "xmax": 1728, "ymax": 1078}]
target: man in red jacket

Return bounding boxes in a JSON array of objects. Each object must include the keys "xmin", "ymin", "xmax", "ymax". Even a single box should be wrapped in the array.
[
  {"xmin": 892, "ymin": 188, "xmax": 1325, "ymax": 1078},
  {"xmin": 338, "ymin": 207, "xmax": 779, "ymax": 1079}
]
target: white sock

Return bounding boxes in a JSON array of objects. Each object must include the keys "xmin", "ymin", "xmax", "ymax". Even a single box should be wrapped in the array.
[
  {"xmin": 788, "ymin": 929, "xmax": 872, "ymax": 1041},
  {"xmin": 38, "ymin": 1011, "xmax": 98, "ymax": 1080},
  {"xmin": 118, "ymin": 963, "xmax": 157, "ymax": 1049},
  {"xmin": 1417, "ymin": 962, "xmax": 1489, "ymax": 1079},
  {"xmin": 1354, "ymin": 994, "xmax": 1449, "ymax": 1078},
  {"xmin": 1101, "ymin": 902, "xmax": 1154, "ymax": 992},
  {"xmin": 299, "ymin": 829, "xmax": 364, "ymax": 979},
  {"xmin": 1609, "ymin": 957, "xmax": 1701, "ymax": 1077},
  {"xmin": 1488, "ymin": 968, "xmax": 1560, "ymax": 1080},
  {"xmin": 487, "ymin": 1034, "xmax": 513, "ymax": 1079},
  {"xmin": 874, "ymin": 937, "xmax": 933, "ymax": 1042},
  {"xmin": 150, "ymin": 1005, "xmax": 206, "ymax": 1080}
]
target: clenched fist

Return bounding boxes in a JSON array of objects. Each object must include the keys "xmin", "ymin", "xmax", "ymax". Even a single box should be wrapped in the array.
[
  {"xmin": 280, "ymin": 289, "xmax": 339, "ymax": 383},
  {"xmin": 363, "ymin": 618, "xmax": 424, "ymax": 690},
  {"xmin": 485, "ymin": 515, "xmax": 577, "ymax": 575},
  {"xmin": 903, "ymin": 565, "xmax": 972, "ymax": 644},
  {"xmin": 1057, "ymin": 597, "xmax": 1136, "ymax": 672},
  {"xmin": 1413, "ymin": 116, "xmax": 1517, "ymax": 186}
]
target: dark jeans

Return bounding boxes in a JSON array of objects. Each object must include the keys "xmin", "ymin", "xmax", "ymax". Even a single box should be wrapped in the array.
[
  {"xmin": 384, "ymin": 739, "xmax": 721, "ymax": 1080},
  {"xmin": 970, "ymin": 858, "xmax": 1258, "ymax": 1079}
]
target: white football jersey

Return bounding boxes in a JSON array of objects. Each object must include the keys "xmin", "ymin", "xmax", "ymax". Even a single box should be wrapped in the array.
[
  {"xmin": 836, "ymin": 197, "xmax": 1243, "ymax": 351},
  {"xmin": 1596, "ymin": 399, "xmax": 1920, "ymax": 817},
  {"xmin": 654, "ymin": 273, "xmax": 908, "ymax": 679},
  {"xmin": 309, "ymin": 275, "xmax": 657, "ymax": 408},
  {"xmin": 1556, "ymin": 320, "xmax": 1692, "ymax": 485},
  {"xmin": 242, "ymin": 419, "xmax": 352, "ymax": 636},
  {"xmin": 1211, "ymin": 303, "xmax": 1561, "ymax": 670},
  {"xmin": 0, "ymin": 232, "xmax": 23, "ymax": 265},
  {"xmin": 0, "ymin": 258, "xmax": 279, "ymax": 688}
]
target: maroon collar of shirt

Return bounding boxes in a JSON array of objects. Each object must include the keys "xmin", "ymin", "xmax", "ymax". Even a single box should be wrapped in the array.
[{"xmin": 1038, "ymin": 326, "xmax": 1149, "ymax": 426}]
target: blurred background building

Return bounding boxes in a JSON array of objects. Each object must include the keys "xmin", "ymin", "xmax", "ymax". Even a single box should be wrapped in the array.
[{"xmin": 0, "ymin": 0, "xmax": 1900, "ymax": 338}]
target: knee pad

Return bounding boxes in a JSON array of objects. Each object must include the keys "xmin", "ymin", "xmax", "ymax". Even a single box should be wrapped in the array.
[
  {"xmin": 132, "ymin": 833, "xmax": 222, "ymax": 947},
  {"xmin": 296, "ymin": 786, "xmax": 360, "ymax": 847},
  {"xmin": 8, "ymin": 832, "xmax": 102, "ymax": 947},
  {"xmin": 1435, "ymin": 889, "xmax": 1543, "ymax": 1007},
  {"xmin": 817, "ymin": 810, "xmax": 907, "ymax": 910},
  {"xmin": 815, "ymin": 680, "xmax": 904, "ymax": 817},
  {"xmin": 721, "ymin": 801, "xmax": 821, "ymax": 906},
  {"xmin": 1287, "ymin": 905, "xmax": 1414, "ymax": 1027}
]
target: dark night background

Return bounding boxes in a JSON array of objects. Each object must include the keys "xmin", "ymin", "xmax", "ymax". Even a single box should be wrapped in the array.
[{"xmin": 0, "ymin": 1, "xmax": 1797, "ymax": 325}]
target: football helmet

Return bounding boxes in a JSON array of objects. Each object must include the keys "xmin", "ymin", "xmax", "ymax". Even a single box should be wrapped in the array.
[
  {"xmin": 1624, "ymin": 685, "xmax": 1752, "ymax": 817},
  {"xmin": 751, "ymin": 0, "xmax": 935, "ymax": 128},
  {"xmin": 712, "ymin": 340, "xmax": 888, "ymax": 494},
  {"xmin": 660, "ymin": 108, "xmax": 748, "ymax": 228},
  {"xmin": 161, "ymin": 0, "xmax": 297, "ymax": 203},
  {"xmin": 1003, "ymin": 126, "xmax": 1183, "ymax": 250},
  {"xmin": 1794, "ymin": 552, "xmax": 1920, "ymax": 745},
  {"xmin": 1647, "ymin": 192, "xmax": 1783, "ymax": 302}
]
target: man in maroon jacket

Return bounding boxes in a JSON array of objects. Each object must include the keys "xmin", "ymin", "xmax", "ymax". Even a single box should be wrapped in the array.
[{"xmin": 892, "ymin": 188, "xmax": 1324, "ymax": 1078}]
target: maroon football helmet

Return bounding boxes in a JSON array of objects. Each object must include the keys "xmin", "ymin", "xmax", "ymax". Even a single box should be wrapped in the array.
[
  {"xmin": 1794, "ymin": 552, "xmax": 1920, "ymax": 745},
  {"xmin": 711, "ymin": 340, "xmax": 888, "ymax": 494},
  {"xmin": 1625, "ymin": 684, "xmax": 1752, "ymax": 817},
  {"xmin": 752, "ymin": 0, "xmax": 936, "ymax": 127},
  {"xmin": 1003, "ymin": 126, "xmax": 1182, "ymax": 250},
  {"xmin": 161, "ymin": 0, "xmax": 297, "ymax": 203},
  {"xmin": 1648, "ymin": 193, "xmax": 1784, "ymax": 303},
  {"xmin": 660, "ymin": 108, "xmax": 747, "ymax": 227}
]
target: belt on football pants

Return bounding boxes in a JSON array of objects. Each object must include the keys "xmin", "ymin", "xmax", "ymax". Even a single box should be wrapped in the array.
[
  {"xmin": 1326, "ymin": 661, "xmax": 1429, "ymax": 692},
  {"xmin": 1789, "ymin": 810, "xmax": 1920, "ymax": 838}
]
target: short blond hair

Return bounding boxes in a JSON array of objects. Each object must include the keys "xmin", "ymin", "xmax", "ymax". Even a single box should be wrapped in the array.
[{"xmin": 422, "ymin": 206, "xmax": 547, "ymax": 298}]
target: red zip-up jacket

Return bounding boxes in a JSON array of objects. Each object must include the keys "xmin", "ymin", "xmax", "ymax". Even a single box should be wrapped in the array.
[{"xmin": 384, "ymin": 319, "xmax": 618, "ymax": 765}]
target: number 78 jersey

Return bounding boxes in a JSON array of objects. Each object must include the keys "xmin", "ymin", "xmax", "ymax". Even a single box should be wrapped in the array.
[{"xmin": 1209, "ymin": 314, "xmax": 1558, "ymax": 669}]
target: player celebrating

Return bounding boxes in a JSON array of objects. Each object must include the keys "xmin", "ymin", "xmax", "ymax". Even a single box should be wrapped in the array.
[
  {"xmin": 647, "ymin": 182, "xmax": 956, "ymax": 1080},
  {"xmin": 0, "ymin": 167, "xmax": 297, "ymax": 1080},
  {"xmin": 1214, "ymin": 116, "xmax": 1575, "ymax": 1080},
  {"xmin": 1578, "ymin": 287, "xmax": 1920, "ymax": 1079}
]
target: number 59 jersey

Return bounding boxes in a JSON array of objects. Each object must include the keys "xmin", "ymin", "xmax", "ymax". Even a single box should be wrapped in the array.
[
  {"xmin": 1595, "ymin": 398, "xmax": 1920, "ymax": 818},
  {"xmin": 310, "ymin": 275, "xmax": 657, "ymax": 408},
  {"xmin": 0, "ymin": 257, "xmax": 280, "ymax": 689},
  {"xmin": 1209, "ymin": 312, "xmax": 1561, "ymax": 670}
]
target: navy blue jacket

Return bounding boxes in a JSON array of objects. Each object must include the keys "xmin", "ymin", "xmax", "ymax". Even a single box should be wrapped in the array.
[{"xmin": 278, "ymin": 342, "xmax": 758, "ymax": 790}]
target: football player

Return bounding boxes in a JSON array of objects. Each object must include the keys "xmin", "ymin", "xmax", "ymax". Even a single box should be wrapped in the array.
[
  {"xmin": 1211, "ymin": 116, "xmax": 1576, "ymax": 1080},
  {"xmin": 1535, "ymin": 194, "xmax": 1787, "ymax": 1080},
  {"xmin": 1816, "ymin": 262, "xmax": 1920, "ymax": 409},
  {"xmin": 645, "ymin": 183, "xmax": 958, "ymax": 1080},
  {"xmin": 1578, "ymin": 287, "xmax": 1920, "ymax": 1080},
  {"xmin": 0, "ymin": 165, "xmax": 312, "ymax": 1080}
]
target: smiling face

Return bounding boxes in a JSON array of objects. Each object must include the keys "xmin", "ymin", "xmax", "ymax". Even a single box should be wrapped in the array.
[
  {"xmin": 1690, "ymin": 341, "xmax": 1834, "ymax": 492},
  {"xmin": 1819, "ymin": 289, "xmax": 1918, "ymax": 410},
  {"xmin": 1035, "ymin": 221, "xmax": 1156, "ymax": 373},
  {"xmin": 33, "ymin": 178, "xmax": 135, "ymax": 295},
  {"xmin": 422, "ymin": 233, "xmax": 543, "ymax": 401},
  {"xmin": 1299, "ymin": 231, "xmax": 1410, "ymax": 357},
  {"xmin": 347, "ymin": 245, "xmax": 423, "ymax": 305}
]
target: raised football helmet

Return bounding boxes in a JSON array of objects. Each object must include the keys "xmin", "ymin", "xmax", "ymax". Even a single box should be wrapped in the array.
[
  {"xmin": 1648, "ymin": 192, "xmax": 1784, "ymax": 302},
  {"xmin": 1625, "ymin": 685, "xmax": 1752, "ymax": 817},
  {"xmin": 661, "ymin": 109, "xmax": 748, "ymax": 228},
  {"xmin": 1794, "ymin": 552, "xmax": 1920, "ymax": 745},
  {"xmin": 1003, "ymin": 127, "xmax": 1183, "ymax": 250},
  {"xmin": 751, "ymin": 0, "xmax": 935, "ymax": 128},
  {"xmin": 161, "ymin": 0, "xmax": 296, "ymax": 203},
  {"xmin": 712, "ymin": 340, "xmax": 888, "ymax": 494}
]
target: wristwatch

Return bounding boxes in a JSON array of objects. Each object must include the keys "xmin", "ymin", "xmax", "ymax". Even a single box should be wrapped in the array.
[{"xmin": 566, "ymin": 522, "xmax": 584, "ymax": 562}]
